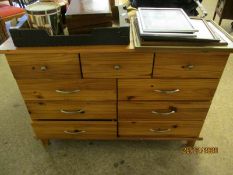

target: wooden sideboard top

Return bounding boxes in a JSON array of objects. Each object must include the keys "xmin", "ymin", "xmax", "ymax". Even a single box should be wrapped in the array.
[
  {"xmin": 1, "ymin": 38, "xmax": 233, "ymax": 55},
  {"xmin": 0, "ymin": 38, "xmax": 135, "ymax": 54}
]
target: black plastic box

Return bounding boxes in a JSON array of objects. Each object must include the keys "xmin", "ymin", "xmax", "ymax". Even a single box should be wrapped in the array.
[{"xmin": 10, "ymin": 6, "xmax": 130, "ymax": 47}]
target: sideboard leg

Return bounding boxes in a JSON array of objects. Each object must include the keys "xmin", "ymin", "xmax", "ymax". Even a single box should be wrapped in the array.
[
  {"xmin": 186, "ymin": 140, "xmax": 196, "ymax": 147},
  {"xmin": 213, "ymin": 11, "xmax": 216, "ymax": 20},
  {"xmin": 41, "ymin": 139, "xmax": 50, "ymax": 147},
  {"xmin": 219, "ymin": 18, "xmax": 223, "ymax": 25}
]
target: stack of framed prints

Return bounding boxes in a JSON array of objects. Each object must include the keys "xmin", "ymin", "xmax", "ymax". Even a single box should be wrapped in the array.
[{"xmin": 134, "ymin": 8, "xmax": 227, "ymax": 46}]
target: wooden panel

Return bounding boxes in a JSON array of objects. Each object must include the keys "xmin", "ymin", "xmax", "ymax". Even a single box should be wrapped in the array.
[
  {"xmin": 119, "ymin": 121, "xmax": 203, "ymax": 138},
  {"xmin": 118, "ymin": 79, "xmax": 218, "ymax": 101},
  {"xmin": 154, "ymin": 52, "xmax": 228, "ymax": 78},
  {"xmin": 119, "ymin": 101, "xmax": 210, "ymax": 121},
  {"xmin": 81, "ymin": 53, "xmax": 154, "ymax": 78},
  {"xmin": 6, "ymin": 54, "xmax": 81, "ymax": 79},
  {"xmin": 27, "ymin": 101, "xmax": 116, "ymax": 120},
  {"xmin": 32, "ymin": 121, "xmax": 116, "ymax": 139},
  {"xmin": 66, "ymin": 0, "xmax": 112, "ymax": 15},
  {"xmin": 0, "ymin": 18, "xmax": 8, "ymax": 45},
  {"xmin": 66, "ymin": 0, "xmax": 112, "ymax": 34},
  {"xmin": 17, "ymin": 79, "xmax": 116, "ymax": 101}
]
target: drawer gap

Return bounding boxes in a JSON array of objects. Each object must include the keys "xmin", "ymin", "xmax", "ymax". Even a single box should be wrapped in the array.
[{"xmin": 33, "ymin": 119, "xmax": 117, "ymax": 122}]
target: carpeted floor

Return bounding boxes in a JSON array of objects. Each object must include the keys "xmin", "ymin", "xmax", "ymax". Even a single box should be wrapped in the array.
[{"xmin": 0, "ymin": 1, "xmax": 233, "ymax": 175}]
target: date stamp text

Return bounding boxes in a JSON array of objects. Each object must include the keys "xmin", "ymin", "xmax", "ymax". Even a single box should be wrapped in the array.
[{"xmin": 182, "ymin": 147, "xmax": 218, "ymax": 154}]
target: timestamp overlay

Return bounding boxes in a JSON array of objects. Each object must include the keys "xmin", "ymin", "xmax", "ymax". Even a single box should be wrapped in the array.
[{"xmin": 182, "ymin": 147, "xmax": 219, "ymax": 154}]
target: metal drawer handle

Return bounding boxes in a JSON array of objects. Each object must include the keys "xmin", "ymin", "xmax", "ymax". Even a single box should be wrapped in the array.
[
  {"xmin": 150, "ymin": 128, "xmax": 171, "ymax": 133},
  {"xmin": 60, "ymin": 109, "xmax": 85, "ymax": 114},
  {"xmin": 114, "ymin": 64, "xmax": 121, "ymax": 70},
  {"xmin": 182, "ymin": 64, "xmax": 194, "ymax": 70},
  {"xmin": 64, "ymin": 130, "xmax": 86, "ymax": 135},
  {"xmin": 40, "ymin": 65, "xmax": 47, "ymax": 71},
  {"xmin": 152, "ymin": 110, "xmax": 176, "ymax": 116},
  {"xmin": 55, "ymin": 89, "xmax": 80, "ymax": 94},
  {"xmin": 154, "ymin": 89, "xmax": 180, "ymax": 94}
]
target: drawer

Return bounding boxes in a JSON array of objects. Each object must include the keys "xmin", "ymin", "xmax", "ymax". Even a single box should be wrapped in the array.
[
  {"xmin": 118, "ymin": 79, "xmax": 218, "ymax": 101},
  {"xmin": 81, "ymin": 53, "xmax": 154, "ymax": 78},
  {"xmin": 27, "ymin": 101, "xmax": 116, "ymax": 120},
  {"xmin": 119, "ymin": 121, "xmax": 202, "ymax": 138},
  {"xmin": 17, "ymin": 79, "xmax": 116, "ymax": 101},
  {"xmin": 32, "ymin": 121, "xmax": 117, "ymax": 139},
  {"xmin": 154, "ymin": 52, "xmax": 228, "ymax": 78},
  {"xmin": 119, "ymin": 101, "xmax": 210, "ymax": 121},
  {"xmin": 6, "ymin": 54, "xmax": 81, "ymax": 79}
]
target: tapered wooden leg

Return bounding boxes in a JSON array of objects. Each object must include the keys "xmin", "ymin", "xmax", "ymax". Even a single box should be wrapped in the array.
[
  {"xmin": 213, "ymin": 12, "xmax": 216, "ymax": 20},
  {"xmin": 186, "ymin": 140, "xmax": 196, "ymax": 147},
  {"xmin": 219, "ymin": 18, "xmax": 223, "ymax": 25},
  {"xmin": 41, "ymin": 139, "xmax": 50, "ymax": 147}
]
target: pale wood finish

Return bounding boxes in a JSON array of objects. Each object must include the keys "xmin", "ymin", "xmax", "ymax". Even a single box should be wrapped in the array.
[
  {"xmin": 41, "ymin": 139, "xmax": 50, "ymax": 147},
  {"xmin": 17, "ymin": 79, "xmax": 116, "ymax": 101},
  {"xmin": 27, "ymin": 101, "xmax": 116, "ymax": 120},
  {"xmin": 119, "ymin": 121, "xmax": 203, "ymax": 137},
  {"xmin": 118, "ymin": 79, "xmax": 219, "ymax": 101},
  {"xmin": 119, "ymin": 101, "xmax": 210, "ymax": 121},
  {"xmin": 115, "ymin": 137, "xmax": 202, "ymax": 140},
  {"xmin": 1, "ymin": 36, "xmax": 230, "ymax": 144},
  {"xmin": 32, "ymin": 121, "xmax": 117, "ymax": 139},
  {"xmin": 186, "ymin": 140, "xmax": 196, "ymax": 147},
  {"xmin": 6, "ymin": 54, "xmax": 81, "ymax": 79},
  {"xmin": 154, "ymin": 52, "xmax": 229, "ymax": 78},
  {"xmin": 81, "ymin": 53, "xmax": 154, "ymax": 78},
  {"xmin": 1, "ymin": 38, "xmax": 233, "ymax": 55},
  {"xmin": 0, "ymin": 38, "xmax": 135, "ymax": 54}
]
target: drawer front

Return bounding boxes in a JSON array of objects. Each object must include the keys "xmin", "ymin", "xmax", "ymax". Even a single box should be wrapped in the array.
[
  {"xmin": 17, "ymin": 79, "xmax": 116, "ymax": 101},
  {"xmin": 118, "ymin": 79, "xmax": 218, "ymax": 101},
  {"xmin": 154, "ymin": 52, "xmax": 228, "ymax": 78},
  {"xmin": 119, "ymin": 101, "xmax": 210, "ymax": 121},
  {"xmin": 119, "ymin": 121, "xmax": 202, "ymax": 138},
  {"xmin": 6, "ymin": 54, "xmax": 81, "ymax": 79},
  {"xmin": 32, "ymin": 121, "xmax": 117, "ymax": 139},
  {"xmin": 27, "ymin": 101, "xmax": 116, "ymax": 120},
  {"xmin": 81, "ymin": 53, "xmax": 154, "ymax": 78}
]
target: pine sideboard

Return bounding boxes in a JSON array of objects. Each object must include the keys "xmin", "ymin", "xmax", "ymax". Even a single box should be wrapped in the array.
[{"xmin": 1, "ymin": 28, "xmax": 233, "ymax": 147}]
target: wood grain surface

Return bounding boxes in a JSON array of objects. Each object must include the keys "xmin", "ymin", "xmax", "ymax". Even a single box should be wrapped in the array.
[
  {"xmin": 27, "ymin": 101, "xmax": 116, "ymax": 120},
  {"xmin": 154, "ymin": 52, "xmax": 229, "ymax": 78},
  {"xmin": 81, "ymin": 53, "xmax": 154, "ymax": 78},
  {"xmin": 6, "ymin": 54, "xmax": 81, "ymax": 79},
  {"xmin": 118, "ymin": 79, "xmax": 219, "ymax": 101},
  {"xmin": 17, "ymin": 79, "xmax": 116, "ymax": 101},
  {"xmin": 118, "ymin": 101, "xmax": 210, "ymax": 121},
  {"xmin": 32, "ymin": 121, "xmax": 117, "ymax": 139},
  {"xmin": 119, "ymin": 121, "xmax": 202, "ymax": 137}
]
